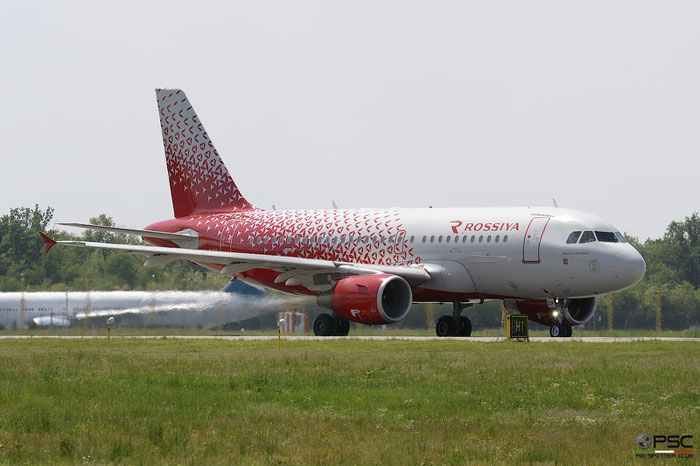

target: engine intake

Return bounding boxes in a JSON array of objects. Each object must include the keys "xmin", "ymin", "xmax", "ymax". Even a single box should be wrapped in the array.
[
  {"xmin": 317, "ymin": 274, "xmax": 412, "ymax": 324},
  {"xmin": 504, "ymin": 297, "xmax": 597, "ymax": 326},
  {"xmin": 563, "ymin": 297, "xmax": 597, "ymax": 325}
]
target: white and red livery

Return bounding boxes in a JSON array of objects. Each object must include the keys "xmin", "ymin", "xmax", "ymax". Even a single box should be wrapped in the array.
[{"xmin": 41, "ymin": 89, "xmax": 646, "ymax": 337}]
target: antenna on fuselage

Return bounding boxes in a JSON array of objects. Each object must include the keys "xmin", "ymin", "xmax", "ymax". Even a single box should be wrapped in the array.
[
  {"xmin": 272, "ymin": 205, "xmax": 277, "ymax": 210},
  {"xmin": 552, "ymin": 198, "xmax": 559, "ymax": 208},
  {"xmin": 332, "ymin": 200, "xmax": 338, "ymax": 209}
]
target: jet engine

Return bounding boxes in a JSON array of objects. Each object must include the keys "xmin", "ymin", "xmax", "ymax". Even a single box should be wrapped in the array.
[
  {"xmin": 317, "ymin": 273, "xmax": 412, "ymax": 325},
  {"xmin": 503, "ymin": 297, "xmax": 597, "ymax": 326}
]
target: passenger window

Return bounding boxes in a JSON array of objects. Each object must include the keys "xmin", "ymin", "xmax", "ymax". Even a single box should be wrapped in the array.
[
  {"xmin": 409, "ymin": 235, "xmax": 415, "ymax": 243},
  {"xmin": 471, "ymin": 236, "xmax": 476, "ymax": 243},
  {"xmin": 579, "ymin": 231, "xmax": 596, "ymax": 243},
  {"xmin": 430, "ymin": 235, "xmax": 435, "ymax": 243},
  {"xmin": 566, "ymin": 231, "xmax": 582, "ymax": 244},
  {"xmin": 487, "ymin": 236, "xmax": 491, "ymax": 243},
  {"xmin": 446, "ymin": 236, "xmax": 451, "ymax": 243},
  {"xmin": 503, "ymin": 235, "xmax": 508, "ymax": 243},
  {"xmin": 438, "ymin": 236, "xmax": 443, "ymax": 243},
  {"xmin": 479, "ymin": 235, "xmax": 484, "ymax": 243},
  {"xmin": 495, "ymin": 235, "xmax": 500, "ymax": 243},
  {"xmin": 595, "ymin": 231, "xmax": 619, "ymax": 243},
  {"xmin": 462, "ymin": 236, "xmax": 467, "ymax": 243}
]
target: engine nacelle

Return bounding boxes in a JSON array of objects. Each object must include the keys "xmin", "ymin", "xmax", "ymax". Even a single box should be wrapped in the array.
[
  {"xmin": 503, "ymin": 297, "xmax": 597, "ymax": 326},
  {"xmin": 317, "ymin": 274, "xmax": 412, "ymax": 325}
]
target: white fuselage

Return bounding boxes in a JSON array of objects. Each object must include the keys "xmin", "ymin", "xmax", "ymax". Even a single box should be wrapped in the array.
[
  {"xmin": 173, "ymin": 205, "xmax": 645, "ymax": 301},
  {"xmin": 394, "ymin": 206, "xmax": 645, "ymax": 300}
]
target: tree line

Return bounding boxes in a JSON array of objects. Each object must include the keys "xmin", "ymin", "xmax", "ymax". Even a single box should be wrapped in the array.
[
  {"xmin": 0, "ymin": 206, "xmax": 228, "ymax": 292},
  {"xmin": 0, "ymin": 205, "xmax": 698, "ymax": 329}
]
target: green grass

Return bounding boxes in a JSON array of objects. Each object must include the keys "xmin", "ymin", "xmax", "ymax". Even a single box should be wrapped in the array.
[{"xmin": 0, "ymin": 339, "xmax": 698, "ymax": 464}]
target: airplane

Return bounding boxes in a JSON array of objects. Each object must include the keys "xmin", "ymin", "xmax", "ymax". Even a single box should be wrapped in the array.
[
  {"xmin": 0, "ymin": 281, "xmax": 267, "ymax": 330},
  {"xmin": 41, "ymin": 88, "xmax": 646, "ymax": 338}
]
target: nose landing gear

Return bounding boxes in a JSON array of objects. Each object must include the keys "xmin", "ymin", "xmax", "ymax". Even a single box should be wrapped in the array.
[
  {"xmin": 550, "ymin": 322, "xmax": 572, "ymax": 337},
  {"xmin": 435, "ymin": 302, "xmax": 473, "ymax": 337}
]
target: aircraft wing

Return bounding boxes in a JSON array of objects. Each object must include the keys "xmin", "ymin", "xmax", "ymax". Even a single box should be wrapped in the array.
[{"xmin": 39, "ymin": 233, "xmax": 431, "ymax": 289}]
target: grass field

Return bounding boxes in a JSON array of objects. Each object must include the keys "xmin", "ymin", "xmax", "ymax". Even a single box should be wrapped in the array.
[{"xmin": 0, "ymin": 338, "xmax": 698, "ymax": 464}]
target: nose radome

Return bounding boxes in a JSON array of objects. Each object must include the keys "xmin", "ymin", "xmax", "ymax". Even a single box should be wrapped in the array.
[
  {"xmin": 614, "ymin": 247, "xmax": 646, "ymax": 288},
  {"xmin": 631, "ymin": 250, "xmax": 647, "ymax": 285}
]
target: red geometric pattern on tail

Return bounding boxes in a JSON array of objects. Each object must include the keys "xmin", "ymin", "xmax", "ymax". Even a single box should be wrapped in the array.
[{"xmin": 156, "ymin": 89, "xmax": 254, "ymax": 217}]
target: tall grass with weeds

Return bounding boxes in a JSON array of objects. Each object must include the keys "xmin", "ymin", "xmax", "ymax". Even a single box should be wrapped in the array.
[{"xmin": 0, "ymin": 338, "xmax": 697, "ymax": 464}]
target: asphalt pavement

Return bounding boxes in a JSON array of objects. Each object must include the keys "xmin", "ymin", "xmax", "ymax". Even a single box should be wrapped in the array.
[{"xmin": 0, "ymin": 335, "xmax": 697, "ymax": 342}]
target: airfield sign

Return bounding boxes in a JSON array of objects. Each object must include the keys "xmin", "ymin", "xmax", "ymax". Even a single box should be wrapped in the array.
[{"xmin": 507, "ymin": 315, "xmax": 529, "ymax": 340}]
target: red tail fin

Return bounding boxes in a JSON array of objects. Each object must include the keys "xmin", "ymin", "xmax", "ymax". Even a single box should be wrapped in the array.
[{"xmin": 156, "ymin": 89, "xmax": 255, "ymax": 217}]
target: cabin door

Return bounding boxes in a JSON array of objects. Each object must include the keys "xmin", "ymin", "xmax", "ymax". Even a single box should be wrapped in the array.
[{"xmin": 522, "ymin": 217, "xmax": 550, "ymax": 263}]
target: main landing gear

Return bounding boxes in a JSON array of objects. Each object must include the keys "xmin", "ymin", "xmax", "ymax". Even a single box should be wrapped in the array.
[
  {"xmin": 550, "ymin": 323, "xmax": 572, "ymax": 338},
  {"xmin": 436, "ymin": 302, "xmax": 473, "ymax": 337},
  {"xmin": 313, "ymin": 313, "xmax": 350, "ymax": 336}
]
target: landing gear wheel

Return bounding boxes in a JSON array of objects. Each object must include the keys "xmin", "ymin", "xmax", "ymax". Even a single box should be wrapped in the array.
[
  {"xmin": 436, "ymin": 316, "xmax": 457, "ymax": 337},
  {"xmin": 313, "ymin": 313, "xmax": 337, "ymax": 336},
  {"xmin": 562, "ymin": 323, "xmax": 572, "ymax": 337},
  {"xmin": 335, "ymin": 318, "xmax": 350, "ymax": 336},
  {"xmin": 457, "ymin": 316, "xmax": 472, "ymax": 337},
  {"xmin": 550, "ymin": 324, "xmax": 564, "ymax": 338}
]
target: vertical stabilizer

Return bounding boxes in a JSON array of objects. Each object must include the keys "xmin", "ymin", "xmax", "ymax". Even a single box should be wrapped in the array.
[{"xmin": 156, "ymin": 89, "xmax": 255, "ymax": 217}]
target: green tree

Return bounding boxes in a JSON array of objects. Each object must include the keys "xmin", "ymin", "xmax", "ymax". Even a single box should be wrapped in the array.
[
  {"xmin": 84, "ymin": 214, "xmax": 129, "ymax": 244},
  {"xmin": 105, "ymin": 253, "xmax": 138, "ymax": 288},
  {"xmin": 663, "ymin": 212, "xmax": 700, "ymax": 288},
  {"xmin": 0, "ymin": 205, "xmax": 55, "ymax": 287}
]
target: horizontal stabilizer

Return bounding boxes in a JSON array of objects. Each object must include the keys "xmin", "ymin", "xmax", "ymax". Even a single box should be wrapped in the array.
[{"xmin": 59, "ymin": 223, "xmax": 198, "ymax": 241}]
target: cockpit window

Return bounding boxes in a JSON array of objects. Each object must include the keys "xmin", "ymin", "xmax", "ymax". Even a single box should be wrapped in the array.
[
  {"xmin": 579, "ymin": 231, "xmax": 596, "ymax": 243},
  {"xmin": 566, "ymin": 231, "xmax": 582, "ymax": 244},
  {"xmin": 615, "ymin": 232, "xmax": 628, "ymax": 243},
  {"xmin": 595, "ymin": 231, "xmax": 619, "ymax": 243}
]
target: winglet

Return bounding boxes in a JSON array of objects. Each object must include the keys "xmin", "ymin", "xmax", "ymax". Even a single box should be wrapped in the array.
[{"xmin": 39, "ymin": 232, "xmax": 57, "ymax": 254}]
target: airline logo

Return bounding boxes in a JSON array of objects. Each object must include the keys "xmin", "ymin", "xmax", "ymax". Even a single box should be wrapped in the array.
[{"xmin": 450, "ymin": 221, "xmax": 520, "ymax": 234}]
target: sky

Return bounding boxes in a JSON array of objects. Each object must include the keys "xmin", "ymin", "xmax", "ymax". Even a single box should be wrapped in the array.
[{"xmin": 1, "ymin": 1, "xmax": 698, "ymax": 241}]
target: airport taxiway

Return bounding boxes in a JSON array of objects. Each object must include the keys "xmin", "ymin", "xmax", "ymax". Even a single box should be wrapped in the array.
[{"xmin": 0, "ymin": 335, "xmax": 697, "ymax": 342}]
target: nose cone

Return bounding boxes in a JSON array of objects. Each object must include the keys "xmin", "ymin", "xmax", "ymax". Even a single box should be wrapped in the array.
[{"xmin": 613, "ymin": 246, "xmax": 646, "ymax": 290}]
